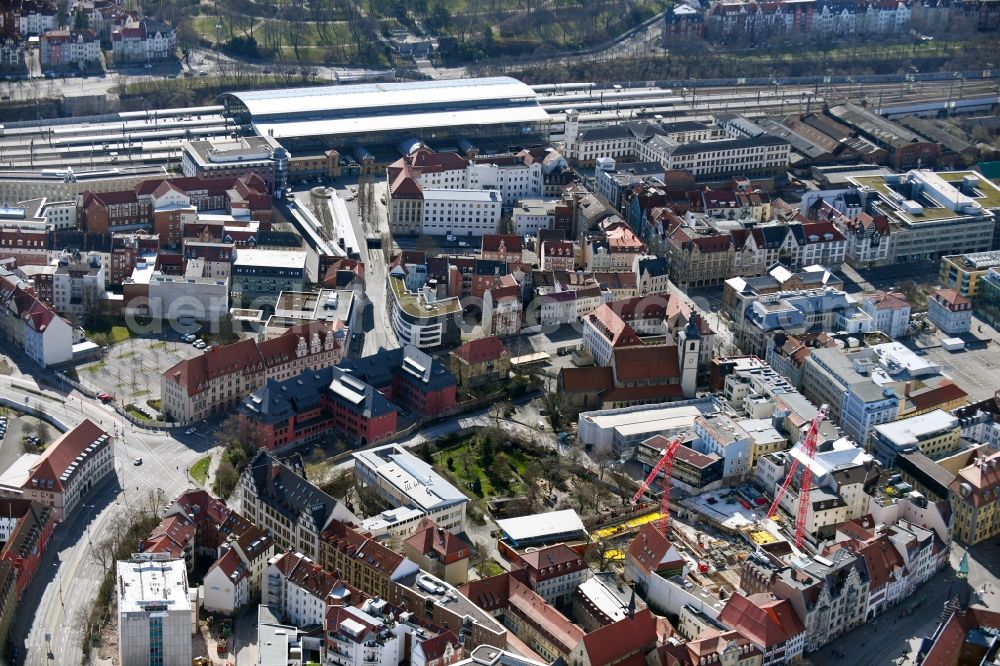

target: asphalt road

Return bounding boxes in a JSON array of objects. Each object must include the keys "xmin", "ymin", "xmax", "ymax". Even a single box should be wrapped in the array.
[{"xmin": 0, "ymin": 361, "xmax": 217, "ymax": 666}]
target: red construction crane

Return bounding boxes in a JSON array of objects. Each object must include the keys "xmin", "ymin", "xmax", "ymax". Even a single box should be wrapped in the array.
[
  {"xmin": 630, "ymin": 434, "xmax": 684, "ymax": 537},
  {"xmin": 764, "ymin": 404, "xmax": 828, "ymax": 549}
]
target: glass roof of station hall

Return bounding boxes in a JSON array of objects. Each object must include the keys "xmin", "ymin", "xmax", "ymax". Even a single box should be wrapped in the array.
[{"xmin": 221, "ymin": 76, "xmax": 539, "ymax": 120}]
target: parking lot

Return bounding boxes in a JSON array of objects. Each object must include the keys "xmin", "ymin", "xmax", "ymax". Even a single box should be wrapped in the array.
[
  {"xmin": 920, "ymin": 341, "xmax": 1000, "ymax": 403},
  {"xmin": 76, "ymin": 337, "xmax": 202, "ymax": 415},
  {"xmin": 0, "ymin": 413, "xmax": 54, "ymax": 473}
]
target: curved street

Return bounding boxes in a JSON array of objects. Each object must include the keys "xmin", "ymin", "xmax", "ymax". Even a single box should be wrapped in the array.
[{"xmin": 0, "ymin": 364, "xmax": 216, "ymax": 665}]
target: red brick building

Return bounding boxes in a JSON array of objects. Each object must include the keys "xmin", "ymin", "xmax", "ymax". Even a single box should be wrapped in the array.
[
  {"xmin": 241, "ymin": 346, "xmax": 456, "ymax": 450},
  {"xmin": 77, "ymin": 175, "xmax": 272, "ymax": 238}
]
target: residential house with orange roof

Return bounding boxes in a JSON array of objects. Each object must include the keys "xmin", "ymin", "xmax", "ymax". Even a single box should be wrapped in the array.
[
  {"xmin": 569, "ymin": 607, "xmax": 660, "ymax": 666},
  {"xmin": 718, "ymin": 592, "xmax": 805, "ymax": 665},
  {"xmin": 621, "ymin": 523, "xmax": 687, "ymax": 618},
  {"xmin": 202, "ymin": 518, "xmax": 274, "ymax": 615},
  {"xmin": 140, "ymin": 513, "xmax": 196, "ymax": 569},
  {"xmin": 264, "ymin": 550, "xmax": 361, "ymax": 627},
  {"xmin": 321, "ymin": 516, "xmax": 420, "ymax": 594},
  {"xmin": 160, "ymin": 320, "xmax": 342, "ymax": 424},
  {"xmin": 540, "ymin": 240, "xmax": 575, "ymax": 272},
  {"xmin": 403, "ymin": 518, "xmax": 471, "ymax": 586},
  {"xmin": 0, "ymin": 419, "xmax": 114, "ymax": 522},
  {"xmin": 462, "ymin": 573, "xmax": 584, "ymax": 662},
  {"xmin": 508, "ymin": 543, "xmax": 590, "ymax": 607},
  {"xmin": 949, "ymin": 449, "xmax": 1000, "ymax": 545},
  {"xmin": 860, "ymin": 290, "xmax": 911, "ymax": 338},
  {"xmin": 928, "ymin": 288, "xmax": 973, "ymax": 335},
  {"xmin": 449, "ymin": 336, "xmax": 511, "ymax": 388},
  {"xmin": 584, "ymin": 220, "xmax": 648, "ymax": 273}
]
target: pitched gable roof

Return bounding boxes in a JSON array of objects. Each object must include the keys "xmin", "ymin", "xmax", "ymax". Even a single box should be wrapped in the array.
[
  {"xmin": 451, "ymin": 336, "xmax": 509, "ymax": 366},
  {"xmin": 25, "ymin": 419, "xmax": 109, "ymax": 492},
  {"xmin": 581, "ymin": 608, "xmax": 658, "ymax": 666},
  {"xmin": 626, "ymin": 523, "xmax": 684, "ymax": 577},
  {"xmin": 403, "ymin": 518, "xmax": 471, "ymax": 561},
  {"xmin": 718, "ymin": 592, "xmax": 805, "ymax": 649}
]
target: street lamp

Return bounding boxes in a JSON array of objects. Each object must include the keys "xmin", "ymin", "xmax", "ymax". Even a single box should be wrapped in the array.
[{"xmin": 82, "ymin": 503, "xmax": 97, "ymax": 551}]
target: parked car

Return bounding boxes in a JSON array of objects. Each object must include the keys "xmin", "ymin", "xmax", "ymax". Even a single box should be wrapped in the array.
[
  {"xmin": 97, "ymin": 392, "xmax": 113, "ymax": 402},
  {"xmin": 458, "ymin": 241, "xmax": 469, "ymax": 247}
]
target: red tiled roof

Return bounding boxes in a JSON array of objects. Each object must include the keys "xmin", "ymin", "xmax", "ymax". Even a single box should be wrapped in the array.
[
  {"xmin": 514, "ymin": 543, "xmax": 585, "ymax": 579},
  {"xmin": 908, "ymin": 380, "xmax": 967, "ymax": 412},
  {"xmin": 800, "ymin": 221, "xmax": 846, "ymax": 243},
  {"xmin": 949, "ymin": 450, "xmax": 1000, "ymax": 508},
  {"xmin": 931, "ymin": 288, "xmax": 971, "ymax": 309},
  {"xmin": 688, "ymin": 629, "xmax": 761, "ymax": 662},
  {"xmin": 486, "ymin": 284, "xmax": 521, "ymax": 302},
  {"xmin": 542, "ymin": 241, "xmax": 574, "ymax": 257},
  {"xmin": 508, "ymin": 578, "xmax": 584, "ymax": 654},
  {"xmin": 417, "ymin": 631, "xmax": 460, "ymax": 661},
  {"xmin": 612, "ymin": 345, "xmax": 680, "ymax": 382},
  {"xmin": 322, "ymin": 520, "xmax": 406, "ymax": 577},
  {"xmin": 163, "ymin": 338, "xmax": 263, "ymax": 397},
  {"xmin": 451, "ymin": 336, "xmax": 509, "ymax": 366},
  {"xmin": 403, "ymin": 518, "xmax": 470, "ymax": 561},
  {"xmin": 600, "ymin": 384, "xmax": 684, "ymax": 404},
  {"xmin": 626, "ymin": 523, "xmax": 683, "ymax": 577},
  {"xmin": 867, "ymin": 290, "xmax": 910, "ymax": 311},
  {"xmin": 170, "ymin": 488, "xmax": 232, "ymax": 527},
  {"xmin": 921, "ymin": 606, "xmax": 1000, "ymax": 665},
  {"xmin": 142, "ymin": 514, "xmax": 195, "ymax": 557},
  {"xmin": 208, "ymin": 547, "xmax": 248, "ymax": 583},
  {"xmin": 560, "ymin": 366, "xmax": 614, "ymax": 393},
  {"xmin": 163, "ymin": 322, "xmax": 338, "ymax": 397},
  {"xmin": 25, "ymin": 419, "xmax": 108, "ymax": 493},
  {"xmin": 585, "ymin": 304, "xmax": 643, "ymax": 349},
  {"xmin": 719, "ymin": 592, "xmax": 805, "ymax": 649},
  {"xmin": 482, "ymin": 234, "xmax": 523, "ymax": 254},
  {"xmin": 273, "ymin": 550, "xmax": 352, "ymax": 601},
  {"xmin": 582, "ymin": 608, "xmax": 657, "ymax": 666}
]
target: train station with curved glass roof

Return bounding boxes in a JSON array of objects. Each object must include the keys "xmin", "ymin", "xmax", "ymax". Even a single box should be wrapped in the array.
[{"xmin": 220, "ymin": 77, "xmax": 550, "ymax": 158}]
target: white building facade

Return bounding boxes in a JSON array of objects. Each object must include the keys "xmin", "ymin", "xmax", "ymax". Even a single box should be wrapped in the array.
[
  {"xmin": 420, "ymin": 189, "xmax": 502, "ymax": 237},
  {"xmin": 117, "ymin": 556, "xmax": 194, "ymax": 666}
]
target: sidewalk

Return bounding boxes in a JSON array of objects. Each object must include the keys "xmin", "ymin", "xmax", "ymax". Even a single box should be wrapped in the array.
[{"xmin": 200, "ymin": 449, "xmax": 222, "ymax": 492}]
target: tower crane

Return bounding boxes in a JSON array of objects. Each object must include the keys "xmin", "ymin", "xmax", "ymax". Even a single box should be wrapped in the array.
[
  {"xmin": 630, "ymin": 434, "xmax": 684, "ymax": 537},
  {"xmin": 764, "ymin": 404, "xmax": 829, "ymax": 550}
]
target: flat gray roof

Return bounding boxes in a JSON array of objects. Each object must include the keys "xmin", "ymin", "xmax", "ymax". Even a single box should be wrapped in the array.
[
  {"xmin": 496, "ymin": 509, "xmax": 586, "ymax": 541},
  {"xmin": 225, "ymin": 77, "xmax": 537, "ymax": 119}
]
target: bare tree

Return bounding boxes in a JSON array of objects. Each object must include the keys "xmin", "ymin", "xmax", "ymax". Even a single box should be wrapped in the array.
[{"xmin": 472, "ymin": 539, "xmax": 491, "ymax": 574}]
